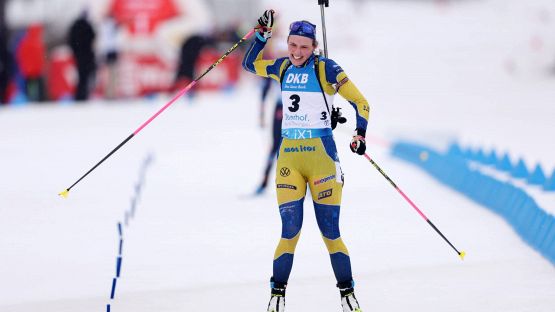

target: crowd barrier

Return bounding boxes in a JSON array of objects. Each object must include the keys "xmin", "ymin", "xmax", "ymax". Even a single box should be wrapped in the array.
[{"xmin": 391, "ymin": 141, "xmax": 555, "ymax": 264}]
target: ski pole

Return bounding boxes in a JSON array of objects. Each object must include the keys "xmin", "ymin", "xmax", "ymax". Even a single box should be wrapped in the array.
[
  {"xmin": 59, "ymin": 28, "xmax": 257, "ymax": 198},
  {"xmin": 317, "ymin": 0, "xmax": 330, "ymax": 57},
  {"xmin": 361, "ymin": 152, "xmax": 466, "ymax": 260}
]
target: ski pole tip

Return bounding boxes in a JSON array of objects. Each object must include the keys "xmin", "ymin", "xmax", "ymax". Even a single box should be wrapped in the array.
[
  {"xmin": 58, "ymin": 189, "xmax": 69, "ymax": 199},
  {"xmin": 459, "ymin": 251, "xmax": 466, "ymax": 260}
]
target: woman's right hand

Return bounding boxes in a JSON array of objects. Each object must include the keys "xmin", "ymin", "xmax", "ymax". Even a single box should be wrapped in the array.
[{"xmin": 257, "ymin": 9, "xmax": 275, "ymax": 40}]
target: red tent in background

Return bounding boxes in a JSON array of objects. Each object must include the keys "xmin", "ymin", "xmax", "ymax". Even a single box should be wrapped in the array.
[
  {"xmin": 109, "ymin": 0, "xmax": 180, "ymax": 34},
  {"xmin": 98, "ymin": 0, "xmax": 240, "ymax": 97},
  {"xmin": 100, "ymin": 0, "xmax": 181, "ymax": 96}
]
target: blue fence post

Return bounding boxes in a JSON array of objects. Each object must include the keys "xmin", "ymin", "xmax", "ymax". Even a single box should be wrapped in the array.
[{"xmin": 110, "ymin": 278, "xmax": 117, "ymax": 299}]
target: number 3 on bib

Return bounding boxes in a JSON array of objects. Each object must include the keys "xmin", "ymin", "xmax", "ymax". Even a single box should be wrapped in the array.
[{"xmin": 288, "ymin": 94, "xmax": 300, "ymax": 112}]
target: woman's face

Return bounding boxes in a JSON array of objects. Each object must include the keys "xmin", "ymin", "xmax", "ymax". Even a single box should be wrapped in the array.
[{"xmin": 287, "ymin": 35, "xmax": 315, "ymax": 66}]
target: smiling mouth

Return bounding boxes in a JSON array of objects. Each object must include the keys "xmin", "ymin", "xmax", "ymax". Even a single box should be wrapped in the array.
[{"xmin": 292, "ymin": 55, "xmax": 303, "ymax": 60}]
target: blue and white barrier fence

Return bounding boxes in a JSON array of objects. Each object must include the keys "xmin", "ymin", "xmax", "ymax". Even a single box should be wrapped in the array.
[{"xmin": 391, "ymin": 141, "xmax": 555, "ymax": 264}]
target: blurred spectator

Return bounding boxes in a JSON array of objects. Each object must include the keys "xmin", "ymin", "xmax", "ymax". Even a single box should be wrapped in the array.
[
  {"xmin": 214, "ymin": 25, "xmax": 241, "ymax": 47},
  {"xmin": 0, "ymin": 27, "xmax": 11, "ymax": 105},
  {"xmin": 68, "ymin": 10, "xmax": 96, "ymax": 101},
  {"xmin": 98, "ymin": 15, "xmax": 120, "ymax": 99},
  {"xmin": 0, "ymin": 0, "xmax": 10, "ymax": 104},
  {"xmin": 173, "ymin": 34, "xmax": 212, "ymax": 93},
  {"xmin": 0, "ymin": 2, "xmax": 12, "ymax": 105},
  {"xmin": 0, "ymin": 36, "xmax": 8, "ymax": 104},
  {"xmin": 16, "ymin": 24, "xmax": 46, "ymax": 102},
  {"xmin": 255, "ymin": 77, "xmax": 283, "ymax": 195}
]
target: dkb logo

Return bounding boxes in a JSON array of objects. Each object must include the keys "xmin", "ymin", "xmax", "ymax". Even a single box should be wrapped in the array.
[
  {"xmin": 280, "ymin": 167, "xmax": 291, "ymax": 177},
  {"xmin": 285, "ymin": 73, "xmax": 309, "ymax": 84}
]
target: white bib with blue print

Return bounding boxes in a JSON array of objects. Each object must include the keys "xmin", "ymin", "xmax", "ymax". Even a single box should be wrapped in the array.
[{"xmin": 280, "ymin": 58, "xmax": 335, "ymax": 139}]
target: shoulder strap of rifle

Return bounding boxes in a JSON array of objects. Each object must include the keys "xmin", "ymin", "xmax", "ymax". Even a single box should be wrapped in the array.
[
  {"xmin": 313, "ymin": 54, "xmax": 331, "ymax": 114},
  {"xmin": 279, "ymin": 59, "xmax": 291, "ymax": 86}
]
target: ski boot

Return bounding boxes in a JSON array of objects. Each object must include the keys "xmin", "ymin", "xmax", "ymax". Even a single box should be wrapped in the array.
[
  {"xmin": 266, "ymin": 278, "xmax": 286, "ymax": 312},
  {"xmin": 338, "ymin": 281, "xmax": 362, "ymax": 312}
]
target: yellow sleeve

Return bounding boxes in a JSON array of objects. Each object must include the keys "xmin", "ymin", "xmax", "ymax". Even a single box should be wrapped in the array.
[
  {"xmin": 318, "ymin": 59, "xmax": 370, "ymax": 132},
  {"xmin": 336, "ymin": 73, "xmax": 370, "ymax": 126}
]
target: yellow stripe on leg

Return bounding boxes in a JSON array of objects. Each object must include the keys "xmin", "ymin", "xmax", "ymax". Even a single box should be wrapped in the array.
[
  {"xmin": 274, "ymin": 232, "xmax": 301, "ymax": 260},
  {"xmin": 322, "ymin": 236, "xmax": 350, "ymax": 256}
]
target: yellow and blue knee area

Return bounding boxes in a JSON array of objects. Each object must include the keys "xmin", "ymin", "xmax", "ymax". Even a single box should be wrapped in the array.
[
  {"xmin": 323, "ymin": 236, "xmax": 349, "ymax": 256},
  {"xmin": 314, "ymin": 202, "xmax": 341, "ymax": 240},
  {"xmin": 275, "ymin": 198, "xmax": 303, "ymax": 261},
  {"xmin": 273, "ymin": 198, "xmax": 304, "ymax": 282},
  {"xmin": 278, "ymin": 198, "xmax": 304, "ymax": 240},
  {"xmin": 273, "ymin": 231, "xmax": 301, "ymax": 283},
  {"xmin": 315, "ymin": 202, "xmax": 353, "ymax": 282},
  {"xmin": 274, "ymin": 231, "xmax": 301, "ymax": 260},
  {"xmin": 324, "ymin": 237, "xmax": 353, "ymax": 283}
]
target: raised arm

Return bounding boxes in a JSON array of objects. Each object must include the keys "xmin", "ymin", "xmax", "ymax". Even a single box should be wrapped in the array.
[{"xmin": 242, "ymin": 10, "xmax": 290, "ymax": 82}]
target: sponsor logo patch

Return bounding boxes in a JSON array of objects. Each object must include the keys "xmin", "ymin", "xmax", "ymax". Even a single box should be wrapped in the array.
[
  {"xmin": 280, "ymin": 167, "xmax": 291, "ymax": 177},
  {"xmin": 285, "ymin": 114, "xmax": 309, "ymax": 121},
  {"xmin": 285, "ymin": 73, "xmax": 309, "ymax": 84},
  {"xmin": 277, "ymin": 184, "xmax": 297, "ymax": 190},
  {"xmin": 284, "ymin": 145, "xmax": 316, "ymax": 153},
  {"xmin": 282, "ymin": 129, "xmax": 315, "ymax": 139},
  {"xmin": 314, "ymin": 175, "xmax": 336, "ymax": 185},
  {"xmin": 317, "ymin": 189, "xmax": 333, "ymax": 200}
]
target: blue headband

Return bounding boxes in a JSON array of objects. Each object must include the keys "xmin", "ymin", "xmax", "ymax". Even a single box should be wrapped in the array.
[{"xmin": 289, "ymin": 21, "xmax": 316, "ymax": 40}]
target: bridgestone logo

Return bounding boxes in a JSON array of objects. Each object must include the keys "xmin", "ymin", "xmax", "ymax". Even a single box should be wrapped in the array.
[{"xmin": 314, "ymin": 175, "xmax": 336, "ymax": 185}]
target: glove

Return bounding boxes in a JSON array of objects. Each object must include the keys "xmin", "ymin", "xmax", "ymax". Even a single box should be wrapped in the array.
[
  {"xmin": 349, "ymin": 129, "xmax": 366, "ymax": 155},
  {"xmin": 331, "ymin": 107, "xmax": 347, "ymax": 130},
  {"xmin": 256, "ymin": 10, "xmax": 275, "ymax": 41}
]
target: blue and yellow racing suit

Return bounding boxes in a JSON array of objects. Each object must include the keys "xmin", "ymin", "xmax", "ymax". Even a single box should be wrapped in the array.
[{"xmin": 242, "ymin": 36, "xmax": 370, "ymax": 286}]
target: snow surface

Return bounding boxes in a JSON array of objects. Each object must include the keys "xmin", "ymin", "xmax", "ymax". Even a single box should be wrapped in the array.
[{"xmin": 1, "ymin": 0, "xmax": 554, "ymax": 311}]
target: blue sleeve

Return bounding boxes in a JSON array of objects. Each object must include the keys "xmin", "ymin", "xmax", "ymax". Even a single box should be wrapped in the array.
[
  {"xmin": 242, "ymin": 38, "xmax": 289, "ymax": 82},
  {"xmin": 322, "ymin": 57, "xmax": 344, "ymax": 84},
  {"xmin": 242, "ymin": 37, "xmax": 267, "ymax": 74}
]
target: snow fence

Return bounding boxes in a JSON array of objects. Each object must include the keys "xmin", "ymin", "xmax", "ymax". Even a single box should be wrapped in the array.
[{"xmin": 392, "ymin": 141, "xmax": 555, "ymax": 265}]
